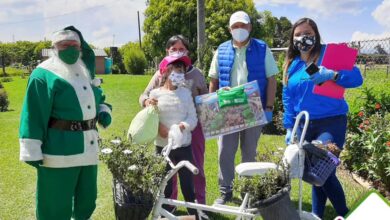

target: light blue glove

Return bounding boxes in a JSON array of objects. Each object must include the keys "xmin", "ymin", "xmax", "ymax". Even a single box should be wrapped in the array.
[
  {"xmin": 285, "ymin": 129, "xmax": 292, "ymax": 145},
  {"xmin": 265, "ymin": 111, "xmax": 273, "ymax": 123},
  {"xmin": 310, "ymin": 66, "xmax": 335, "ymax": 85}
]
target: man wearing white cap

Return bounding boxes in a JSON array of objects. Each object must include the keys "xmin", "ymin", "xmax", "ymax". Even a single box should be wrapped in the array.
[
  {"xmin": 209, "ymin": 11, "xmax": 279, "ymax": 204},
  {"xmin": 19, "ymin": 26, "xmax": 112, "ymax": 219}
]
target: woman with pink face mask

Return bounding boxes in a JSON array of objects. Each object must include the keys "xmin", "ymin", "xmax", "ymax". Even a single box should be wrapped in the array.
[{"xmin": 139, "ymin": 35, "xmax": 208, "ymax": 211}]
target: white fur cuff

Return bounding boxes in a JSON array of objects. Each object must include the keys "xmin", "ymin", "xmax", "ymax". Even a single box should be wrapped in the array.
[
  {"xmin": 99, "ymin": 104, "xmax": 112, "ymax": 114},
  {"xmin": 52, "ymin": 30, "xmax": 80, "ymax": 45},
  {"xmin": 19, "ymin": 138, "xmax": 43, "ymax": 161},
  {"xmin": 91, "ymin": 78, "xmax": 102, "ymax": 87}
]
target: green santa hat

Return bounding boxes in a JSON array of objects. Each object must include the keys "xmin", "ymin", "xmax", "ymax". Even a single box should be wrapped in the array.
[{"xmin": 52, "ymin": 26, "xmax": 96, "ymax": 79}]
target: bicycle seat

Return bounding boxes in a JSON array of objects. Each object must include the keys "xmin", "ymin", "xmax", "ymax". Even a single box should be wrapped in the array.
[{"xmin": 235, "ymin": 162, "xmax": 277, "ymax": 176}]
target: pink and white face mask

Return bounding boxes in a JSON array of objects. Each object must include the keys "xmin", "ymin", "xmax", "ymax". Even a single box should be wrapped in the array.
[{"xmin": 168, "ymin": 51, "xmax": 188, "ymax": 58}]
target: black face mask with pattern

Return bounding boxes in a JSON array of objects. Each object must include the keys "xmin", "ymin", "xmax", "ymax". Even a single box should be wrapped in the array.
[{"xmin": 293, "ymin": 35, "xmax": 316, "ymax": 52}]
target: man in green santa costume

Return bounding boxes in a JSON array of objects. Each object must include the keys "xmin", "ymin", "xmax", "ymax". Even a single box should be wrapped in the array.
[{"xmin": 19, "ymin": 26, "xmax": 112, "ymax": 220}]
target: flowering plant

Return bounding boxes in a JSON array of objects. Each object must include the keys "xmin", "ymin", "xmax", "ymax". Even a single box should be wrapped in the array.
[
  {"xmin": 344, "ymin": 87, "xmax": 390, "ymax": 197},
  {"xmin": 347, "ymin": 87, "xmax": 390, "ymax": 133},
  {"xmin": 100, "ymin": 138, "xmax": 167, "ymax": 202},
  {"xmin": 344, "ymin": 112, "xmax": 390, "ymax": 193}
]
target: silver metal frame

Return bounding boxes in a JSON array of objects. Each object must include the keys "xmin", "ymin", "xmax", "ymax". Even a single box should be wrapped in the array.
[{"xmin": 151, "ymin": 111, "xmax": 318, "ymax": 220}]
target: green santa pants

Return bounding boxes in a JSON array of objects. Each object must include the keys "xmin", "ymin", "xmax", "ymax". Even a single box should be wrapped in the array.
[{"xmin": 36, "ymin": 165, "xmax": 97, "ymax": 220}]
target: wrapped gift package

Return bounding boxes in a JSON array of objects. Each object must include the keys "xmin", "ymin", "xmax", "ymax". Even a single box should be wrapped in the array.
[{"xmin": 195, "ymin": 80, "xmax": 267, "ymax": 139}]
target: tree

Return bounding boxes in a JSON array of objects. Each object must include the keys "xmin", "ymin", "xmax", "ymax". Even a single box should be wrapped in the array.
[
  {"xmin": 197, "ymin": 0, "xmax": 206, "ymax": 67},
  {"xmin": 103, "ymin": 47, "xmax": 111, "ymax": 57},
  {"xmin": 121, "ymin": 42, "xmax": 147, "ymax": 75},
  {"xmin": 202, "ymin": 0, "xmax": 269, "ymax": 72},
  {"xmin": 110, "ymin": 47, "xmax": 126, "ymax": 74},
  {"xmin": 205, "ymin": 0, "xmax": 262, "ymax": 45},
  {"xmin": 143, "ymin": 0, "xmax": 262, "ymax": 61},
  {"xmin": 374, "ymin": 44, "xmax": 388, "ymax": 55},
  {"xmin": 13, "ymin": 41, "xmax": 37, "ymax": 66},
  {"xmin": 0, "ymin": 43, "xmax": 12, "ymax": 76},
  {"xmin": 273, "ymin": 16, "xmax": 292, "ymax": 48},
  {"xmin": 143, "ymin": 0, "xmax": 288, "ymax": 73},
  {"xmin": 143, "ymin": 0, "xmax": 197, "ymax": 62}
]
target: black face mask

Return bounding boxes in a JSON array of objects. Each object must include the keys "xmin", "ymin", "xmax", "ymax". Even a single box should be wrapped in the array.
[{"xmin": 293, "ymin": 35, "xmax": 316, "ymax": 52}]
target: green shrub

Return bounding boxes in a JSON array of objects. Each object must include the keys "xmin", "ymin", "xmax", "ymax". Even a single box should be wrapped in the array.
[
  {"xmin": 0, "ymin": 82, "xmax": 3, "ymax": 89},
  {"xmin": 110, "ymin": 51, "xmax": 126, "ymax": 74},
  {"xmin": 1, "ymin": 77, "xmax": 13, "ymax": 83},
  {"xmin": 234, "ymin": 145, "xmax": 289, "ymax": 203},
  {"xmin": 343, "ymin": 87, "xmax": 390, "ymax": 192},
  {"xmin": 234, "ymin": 168, "xmax": 289, "ymax": 203},
  {"xmin": 99, "ymin": 138, "xmax": 167, "ymax": 200},
  {"xmin": 0, "ymin": 89, "xmax": 9, "ymax": 112},
  {"xmin": 343, "ymin": 113, "xmax": 390, "ymax": 189},
  {"xmin": 121, "ymin": 43, "xmax": 147, "ymax": 75},
  {"xmin": 263, "ymin": 52, "xmax": 285, "ymax": 135},
  {"xmin": 347, "ymin": 87, "xmax": 390, "ymax": 133},
  {"xmin": 196, "ymin": 42, "xmax": 215, "ymax": 75},
  {"xmin": 144, "ymin": 67, "xmax": 156, "ymax": 76},
  {"xmin": 111, "ymin": 64, "xmax": 121, "ymax": 74},
  {"xmin": 4, "ymin": 67, "xmax": 25, "ymax": 76}
]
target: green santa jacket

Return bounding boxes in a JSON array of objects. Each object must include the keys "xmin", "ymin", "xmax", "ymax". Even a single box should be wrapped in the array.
[{"xmin": 19, "ymin": 26, "xmax": 112, "ymax": 168}]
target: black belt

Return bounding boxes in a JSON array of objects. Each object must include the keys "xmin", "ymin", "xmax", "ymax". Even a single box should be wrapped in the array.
[{"xmin": 48, "ymin": 117, "xmax": 97, "ymax": 131}]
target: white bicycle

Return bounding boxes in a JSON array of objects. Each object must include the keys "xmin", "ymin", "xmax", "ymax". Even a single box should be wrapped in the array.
[{"xmin": 151, "ymin": 111, "xmax": 320, "ymax": 220}]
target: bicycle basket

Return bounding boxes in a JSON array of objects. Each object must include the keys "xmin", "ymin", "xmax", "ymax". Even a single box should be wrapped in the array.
[
  {"xmin": 112, "ymin": 179, "xmax": 153, "ymax": 220},
  {"xmin": 302, "ymin": 144, "xmax": 340, "ymax": 187}
]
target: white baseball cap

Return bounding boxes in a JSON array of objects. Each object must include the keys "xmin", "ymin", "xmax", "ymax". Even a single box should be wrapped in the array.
[
  {"xmin": 51, "ymin": 29, "xmax": 81, "ymax": 45},
  {"xmin": 229, "ymin": 11, "xmax": 251, "ymax": 27}
]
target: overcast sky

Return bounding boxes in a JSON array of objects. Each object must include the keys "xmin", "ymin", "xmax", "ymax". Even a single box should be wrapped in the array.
[{"xmin": 0, "ymin": 0, "xmax": 389, "ymax": 48}]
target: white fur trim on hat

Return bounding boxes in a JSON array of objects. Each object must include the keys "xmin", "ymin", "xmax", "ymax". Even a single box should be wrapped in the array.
[
  {"xmin": 52, "ymin": 30, "xmax": 81, "ymax": 45},
  {"xmin": 229, "ymin": 11, "xmax": 251, "ymax": 27}
]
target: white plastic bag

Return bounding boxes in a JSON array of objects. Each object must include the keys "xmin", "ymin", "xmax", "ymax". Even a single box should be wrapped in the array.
[
  {"xmin": 127, "ymin": 106, "xmax": 159, "ymax": 144},
  {"xmin": 168, "ymin": 124, "xmax": 184, "ymax": 149},
  {"xmin": 283, "ymin": 143, "xmax": 305, "ymax": 179}
]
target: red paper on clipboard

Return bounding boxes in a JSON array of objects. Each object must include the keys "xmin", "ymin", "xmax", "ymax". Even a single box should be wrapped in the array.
[{"xmin": 313, "ymin": 43, "xmax": 358, "ymax": 99}]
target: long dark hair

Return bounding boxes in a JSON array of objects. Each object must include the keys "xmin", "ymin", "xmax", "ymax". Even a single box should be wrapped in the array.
[{"xmin": 283, "ymin": 18, "xmax": 322, "ymax": 84}]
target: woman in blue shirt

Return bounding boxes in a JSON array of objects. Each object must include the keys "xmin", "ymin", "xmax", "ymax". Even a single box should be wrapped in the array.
[{"xmin": 282, "ymin": 18, "xmax": 363, "ymax": 218}]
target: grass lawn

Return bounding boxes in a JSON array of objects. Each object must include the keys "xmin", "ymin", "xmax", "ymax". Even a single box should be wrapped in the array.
[{"xmin": 0, "ymin": 73, "xmax": 379, "ymax": 220}]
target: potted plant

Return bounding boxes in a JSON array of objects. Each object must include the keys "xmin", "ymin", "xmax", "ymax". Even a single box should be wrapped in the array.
[
  {"xmin": 100, "ymin": 138, "xmax": 167, "ymax": 220},
  {"xmin": 234, "ymin": 148, "xmax": 300, "ymax": 220}
]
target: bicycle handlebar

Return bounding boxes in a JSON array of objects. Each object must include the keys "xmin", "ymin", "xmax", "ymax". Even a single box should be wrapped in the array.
[
  {"xmin": 291, "ymin": 111, "xmax": 309, "ymax": 147},
  {"xmin": 184, "ymin": 161, "xmax": 199, "ymax": 175},
  {"xmin": 173, "ymin": 160, "xmax": 199, "ymax": 175}
]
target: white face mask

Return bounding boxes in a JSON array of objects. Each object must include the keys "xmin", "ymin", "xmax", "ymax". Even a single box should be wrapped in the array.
[
  {"xmin": 169, "ymin": 71, "xmax": 185, "ymax": 87},
  {"xmin": 168, "ymin": 51, "xmax": 188, "ymax": 58},
  {"xmin": 231, "ymin": 28, "xmax": 249, "ymax": 43}
]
